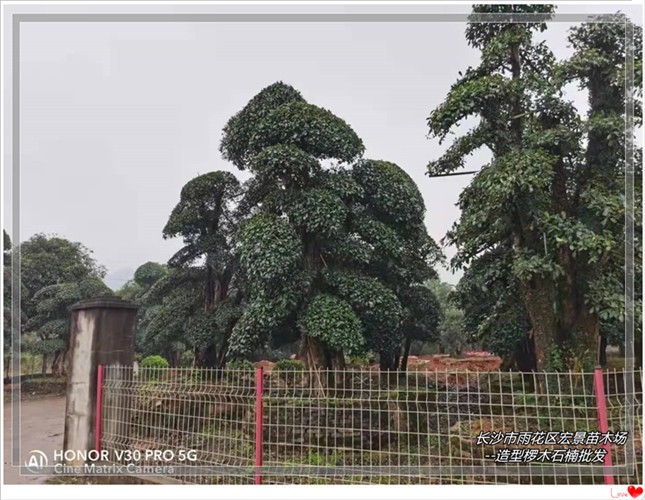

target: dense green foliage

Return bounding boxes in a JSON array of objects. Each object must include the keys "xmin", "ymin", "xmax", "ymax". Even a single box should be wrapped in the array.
[
  {"xmin": 426, "ymin": 280, "xmax": 466, "ymax": 356},
  {"xmin": 146, "ymin": 171, "xmax": 245, "ymax": 368},
  {"xmin": 222, "ymin": 82, "xmax": 441, "ymax": 369},
  {"xmin": 299, "ymin": 294, "xmax": 364, "ymax": 354},
  {"xmin": 16, "ymin": 234, "xmax": 110, "ymax": 374},
  {"xmin": 16, "ymin": 12, "xmax": 637, "ymax": 374},
  {"xmin": 19, "ymin": 234, "xmax": 105, "ymax": 306},
  {"xmin": 133, "ymin": 262, "xmax": 166, "ymax": 289},
  {"xmin": 427, "ymin": 5, "xmax": 641, "ymax": 370},
  {"xmin": 454, "ymin": 248, "xmax": 534, "ymax": 370},
  {"xmin": 25, "ymin": 277, "xmax": 112, "ymax": 355},
  {"xmin": 140, "ymin": 354, "xmax": 170, "ymax": 368},
  {"xmin": 220, "ymin": 83, "xmax": 305, "ymax": 169},
  {"xmin": 274, "ymin": 359, "xmax": 305, "ymax": 371},
  {"xmin": 116, "ymin": 261, "xmax": 170, "ymax": 360}
]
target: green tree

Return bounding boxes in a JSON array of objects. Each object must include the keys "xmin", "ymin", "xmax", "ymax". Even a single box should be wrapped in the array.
[
  {"xmin": 19, "ymin": 233, "xmax": 106, "ymax": 315},
  {"xmin": 19, "ymin": 234, "xmax": 108, "ymax": 374},
  {"xmin": 399, "ymin": 284, "xmax": 442, "ymax": 369},
  {"xmin": 223, "ymin": 82, "xmax": 440, "ymax": 370},
  {"xmin": 562, "ymin": 18, "xmax": 643, "ymax": 368},
  {"xmin": 346, "ymin": 160, "xmax": 442, "ymax": 369},
  {"xmin": 24, "ymin": 277, "xmax": 112, "ymax": 375},
  {"xmin": 138, "ymin": 267, "xmax": 243, "ymax": 368},
  {"xmin": 133, "ymin": 262, "xmax": 167, "ymax": 289},
  {"xmin": 115, "ymin": 261, "xmax": 170, "ymax": 359},
  {"xmin": 223, "ymin": 82, "xmax": 366, "ymax": 369},
  {"xmin": 426, "ymin": 279, "xmax": 466, "ymax": 356},
  {"xmin": 154, "ymin": 171, "xmax": 244, "ymax": 368},
  {"xmin": 455, "ymin": 247, "xmax": 535, "ymax": 371},
  {"xmin": 427, "ymin": 6, "xmax": 641, "ymax": 370}
]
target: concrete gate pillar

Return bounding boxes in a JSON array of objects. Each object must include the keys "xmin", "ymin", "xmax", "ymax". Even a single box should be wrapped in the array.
[{"xmin": 63, "ymin": 296, "xmax": 137, "ymax": 466}]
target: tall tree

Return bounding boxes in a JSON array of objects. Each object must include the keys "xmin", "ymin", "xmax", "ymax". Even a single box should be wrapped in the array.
[
  {"xmin": 115, "ymin": 262, "xmax": 170, "ymax": 359},
  {"xmin": 222, "ymin": 82, "xmax": 441, "ymax": 370},
  {"xmin": 19, "ymin": 233, "xmax": 106, "ymax": 316},
  {"xmin": 25, "ymin": 277, "xmax": 112, "ymax": 375},
  {"xmin": 399, "ymin": 284, "xmax": 442, "ymax": 370},
  {"xmin": 19, "ymin": 234, "xmax": 108, "ymax": 374},
  {"xmin": 159, "ymin": 172, "xmax": 244, "ymax": 368},
  {"xmin": 427, "ymin": 5, "xmax": 641, "ymax": 370},
  {"xmin": 346, "ymin": 160, "xmax": 442, "ymax": 369},
  {"xmin": 562, "ymin": 17, "xmax": 643, "ymax": 367},
  {"xmin": 222, "ymin": 82, "xmax": 367, "ymax": 369}
]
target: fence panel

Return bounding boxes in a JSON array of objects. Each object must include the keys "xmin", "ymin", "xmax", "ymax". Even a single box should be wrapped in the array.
[
  {"xmin": 99, "ymin": 366, "xmax": 642, "ymax": 485},
  {"xmin": 101, "ymin": 366, "xmax": 256, "ymax": 484}
]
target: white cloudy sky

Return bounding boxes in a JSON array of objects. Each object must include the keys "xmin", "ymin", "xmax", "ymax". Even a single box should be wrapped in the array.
[{"xmin": 3, "ymin": 3, "xmax": 643, "ymax": 289}]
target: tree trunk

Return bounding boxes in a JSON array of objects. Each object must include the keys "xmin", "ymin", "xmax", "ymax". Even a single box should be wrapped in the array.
[
  {"xmin": 598, "ymin": 336, "xmax": 608, "ymax": 367},
  {"xmin": 379, "ymin": 351, "xmax": 399, "ymax": 371},
  {"xmin": 166, "ymin": 350, "xmax": 179, "ymax": 368},
  {"xmin": 509, "ymin": 41, "xmax": 523, "ymax": 143},
  {"xmin": 50, "ymin": 350, "xmax": 62, "ymax": 377},
  {"xmin": 569, "ymin": 309, "xmax": 601, "ymax": 370},
  {"xmin": 41, "ymin": 354, "xmax": 48, "ymax": 376},
  {"xmin": 202, "ymin": 344, "xmax": 217, "ymax": 369},
  {"xmin": 61, "ymin": 350, "xmax": 70, "ymax": 377},
  {"xmin": 520, "ymin": 276, "xmax": 558, "ymax": 370},
  {"xmin": 204, "ymin": 265, "xmax": 215, "ymax": 312},
  {"xmin": 400, "ymin": 337, "xmax": 412, "ymax": 371},
  {"xmin": 299, "ymin": 335, "xmax": 330, "ymax": 368},
  {"xmin": 514, "ymin": 335, "xmax": 537, "ymax": 372},
  {"xmin": 299, "ymin": 335, "xmax": 344, "ymax": 393},
  {"xmin": 215, "ymin": 338, "xmax": 229, "ymax": 369}
]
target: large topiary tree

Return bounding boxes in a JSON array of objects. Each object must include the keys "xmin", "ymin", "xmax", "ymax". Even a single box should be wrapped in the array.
[
  {"xmin": 222, "ymin": 82, "xmax": 441, "ymax": 370},
  {"xmin": 344, "ymin": 159, "xmax": 442, "ymax": 368},
  {"xmin": 152, "ymin": 171, "xmax": 245, "ymax": 368},
  {"xmin": 222, "ymin": 82, "xmax": 366, "ymax": 369}
]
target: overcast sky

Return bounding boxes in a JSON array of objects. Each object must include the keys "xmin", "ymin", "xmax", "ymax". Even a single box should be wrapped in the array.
[{"xmin": 4, "ymin": 3, "xmax": 643, "ymax": 289}]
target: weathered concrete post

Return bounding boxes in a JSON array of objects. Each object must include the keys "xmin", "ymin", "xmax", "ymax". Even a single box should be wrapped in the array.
[{"xmin": 63, "ymin": 296, "xmax": 137, "ymax": 466}]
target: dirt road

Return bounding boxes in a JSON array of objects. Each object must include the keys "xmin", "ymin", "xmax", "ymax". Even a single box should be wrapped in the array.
[{"xmin": 3, "ymin": 396, "xmax": 66, "ymax": 484}]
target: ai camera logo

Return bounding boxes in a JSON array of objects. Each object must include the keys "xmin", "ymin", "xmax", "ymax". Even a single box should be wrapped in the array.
[{"xmin": 24, "ymin": 450, "xmax": 48, "ymax": 473}]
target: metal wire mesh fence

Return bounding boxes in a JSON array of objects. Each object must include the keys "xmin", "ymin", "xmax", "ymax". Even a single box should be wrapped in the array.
[{"xmin": 100, "ymin": 365, "xmax": 642, "ymax": 485}]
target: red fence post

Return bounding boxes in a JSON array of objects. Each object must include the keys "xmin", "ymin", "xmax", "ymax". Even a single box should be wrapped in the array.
[
  {"xmin": 255, "ymin": 367, "xmax": 264, "ymax": 485},
  {"xmin": 94, "ymin": 364, "xmax": 105, "ymax": 452},
  {"xmin": 593, "ymin": 366, "xmax": 614, "ymax": 485}
]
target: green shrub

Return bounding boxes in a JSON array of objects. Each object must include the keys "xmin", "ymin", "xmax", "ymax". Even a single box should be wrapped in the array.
[
  {"xmin": 275, "ymin": 359, "xmax": 304, "ymax": 371},
  {"xmin": 140, "ymin": 355, "xmax": 169, "ymax": 368},
  {"xmin": 227, "ymin": 359, "xmax": 255, "ymax": 370}
]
